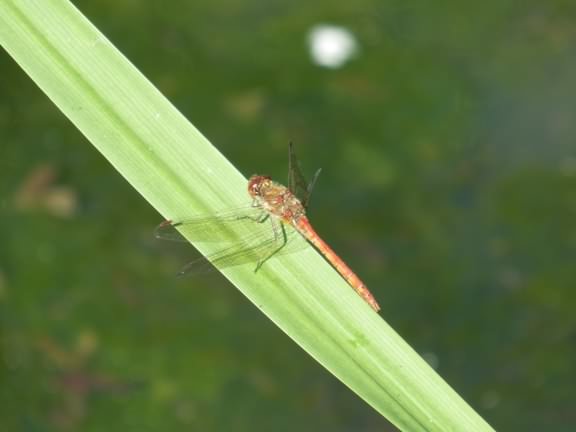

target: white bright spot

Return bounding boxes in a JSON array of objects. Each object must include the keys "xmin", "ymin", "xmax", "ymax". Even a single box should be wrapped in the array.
[{"xmin": 307, "ymin": 24, "xmax": 358, "ymax": 69}]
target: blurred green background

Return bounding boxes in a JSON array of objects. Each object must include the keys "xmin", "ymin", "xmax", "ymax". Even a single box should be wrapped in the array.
[{"xmin": 2, "ymin": 1, "xmax": 576, "ymax": 431}]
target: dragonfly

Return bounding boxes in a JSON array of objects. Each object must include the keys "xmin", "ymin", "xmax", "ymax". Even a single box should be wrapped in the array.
[{"xmin": 156, "ymin": 143, "xmax": 380, "ymax": 312}]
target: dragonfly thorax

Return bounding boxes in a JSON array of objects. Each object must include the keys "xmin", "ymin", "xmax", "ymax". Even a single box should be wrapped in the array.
[{"xmin": 248, "ymin": 174, "xmax": 306, "ymax": 223}]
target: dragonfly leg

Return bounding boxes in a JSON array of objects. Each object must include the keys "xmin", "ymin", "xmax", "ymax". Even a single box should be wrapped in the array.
[
  {"xmin": 231, "ymin": 211, "xmax": 268, "ymax": 224},
  {"xmin": 256, "ymin": 213, "xmax": 270, "ymax": 223},
  {"xmin": 254, "ymin": 221, "xmax": 288, "ymax": 272}
]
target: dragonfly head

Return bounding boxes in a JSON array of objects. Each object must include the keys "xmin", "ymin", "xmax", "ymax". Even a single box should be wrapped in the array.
[{"xmin": 248, "ymin": 175, "xmax": 272, "ymax": 198}]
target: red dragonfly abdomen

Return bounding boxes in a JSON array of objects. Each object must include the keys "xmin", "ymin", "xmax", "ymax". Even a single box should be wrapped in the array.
[{"xmin": 294, "ymin": 216, "xmax": 380, "ymax": 312}]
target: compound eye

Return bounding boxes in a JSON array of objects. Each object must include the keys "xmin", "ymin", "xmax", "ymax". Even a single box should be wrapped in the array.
[
  {"xmin": 247, "ymin": 175, "xmax": 263, "ymax": 197},
  {"xmin": 248, "ymin": 175, "xmax": 272, "ymax": 198}
]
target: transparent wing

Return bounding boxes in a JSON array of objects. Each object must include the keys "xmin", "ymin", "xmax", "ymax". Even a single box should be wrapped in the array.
[
  {"xmin": 287, "ymin": 142, "xmax": 321, "ymax": 209},
  {"xmin": 154, "ymin": 206, "xmax": 266, "ymax": 243},
  {"xmin": 156, "ymin": 209, "xmax": 309, "ymax": 275},
  {"xmin": 177, "ymin": 224, "xmax": 308, "ymax": 275}
]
